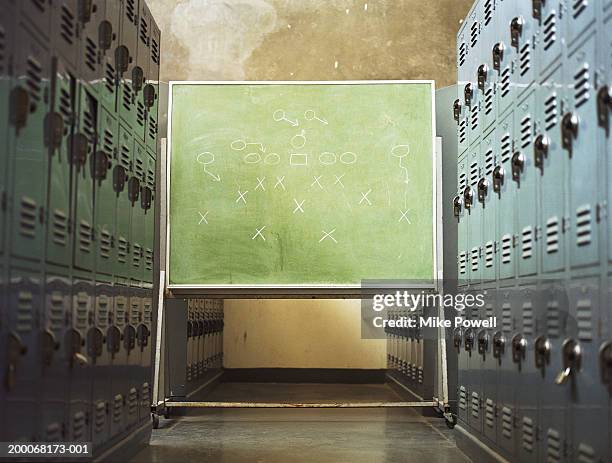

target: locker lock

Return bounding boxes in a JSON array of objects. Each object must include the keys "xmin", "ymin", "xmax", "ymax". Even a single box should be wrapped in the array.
[
  {"xmin": 511, "ymin": 152, "xmax": 525, "ymax": 183},
  {"xmin": 6, "ymin": 332, "xmax": 27, "ymax": 391},
  {"xmin": 477, "ymin": 64, "xmax": 489, "ymax": 92},
  {"xmin": 9, "ymin": 87, "xmax": 30, "ymax": 134},
  {"xmin": 463, "ymin": 186, "xmax": 474, "ymax": 210},
  {"xmin": 106, "ymin": 325, "xmax": 121, "ymax": 357},
  {"xmin": 510, "ymin": 16, "xmax": 524, "ymax": 50},
  {"xmin": 123, "ymin": 325, "xmax": 136, "ymax": 352},
  {"xmin": 41, "ymin": 329, "xmax": 60, "ymax": 367},
  {"xmin": 532, "ymin": 0, "xmax": 543, "ymax": 21},
  {"xmin": 453, "ymin": 195, "xmax": 463, "ymax": 217},
  {"xmin": 115, "ymin": 46, "xmax": 130, "ymax": 75},
  {"xmin": 65, "ymin": 329, "xmax": 88, "ymax": 367},
  {"xmin": 511, "ymin": 333, "xmax": 527, "ymax": 365},
  {"xmin": 136, "ymin": 324, "xmax": 150, "ymax": 350},
  {"xmin": 555, "ymin": 338, "xmax": 581, "ymax": 385},
  {"xmin": 464, "ymin": 83, "xmax": 473, "ymax": 107},
  {"xmin": 128, "ymin": 177, "xmax": 141, "ymax": 204},
  {"xmin": 132, "ymin": 67, "xmax": 144, "ymax": 93},
  {"xmin": 141, "ymin": 186, "xmax": 153, "ymax": 211},
  {"xmin": 492, "ymin": 166, "xmax": 505, "ymax": 193},
  {"xmin": 492, "ymin": 42, "xmax": 505, "ymax": 72},
  {"xmin": 561, "ymin": 112, "xmax": 579, "ymax": 157},
  {"xmin": 70, "ymin": 133, "xmax": 89, "ymax": 167},
  {"xmin": 92, "ymin": 151, "xmax": 110, "ymax": 183},
  {"xmin": 492, "ymin": 331, "xmax": 506, "ymax": 360},
  {"xmin": 477, "ymin": 178, "xmax": 489, "ymax": 203},
  {"xmin": 464, "ymin": 329, "xmax": 475, "ymax": 353},
  {"xmin": 44, "ymin": 111, "xmax": 64, "ymax": 151},
  {"xmin": 597, "ymin": 85, "xmax": 612, "ymax": 137},
  {"xmin": 599, "ymin": 342, "xmax": 612, "ymax": 385},
  {"xmin": 533, "ymin": 134, "xmax": 550, "ymax": 171},
  {"xmin": 534, "ymin": 336, "xmax": 551, "ymax": 369},
  {"xmin": 99, "ymin": 21, "xmax": 114, "ymax": 52},
  {"xmin": 144, "ymin": 84, "xmax": 157, "ymax": 109},
  {"xmin": 87, "ymin": 327, "xmax": 105, "ymax": 359},
  {"xmin": 453, "ymin": 328, "xmax": 462, "ymax": 349},
  {"xmin": 477, "ymin": 330, "xmax": 489, "ymax": 355},
  {"xmin": 113, "ymin": 165, "xmax": 127, "ymax": 194}
]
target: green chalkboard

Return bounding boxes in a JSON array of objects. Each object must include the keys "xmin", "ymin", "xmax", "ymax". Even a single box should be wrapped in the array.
[{"xmin": 168, "ymin": 82, "xmax": 435, "ymax": 288}]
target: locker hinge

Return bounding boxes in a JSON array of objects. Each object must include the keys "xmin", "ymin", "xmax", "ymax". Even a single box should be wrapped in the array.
[
  {"xmin": 598, "ymin": 202, "xmax": 608, "ymax": 222},
  {"xmin": 512, "ymin": 234, "xmax": 518, "ymax": 247},
  {"xmin": 534, "ymin": 226, "xmax": 542, "ymax": 241},
  {"xmin": 562, "ymin": 216, "xmax": 570, "ymax": 233},
  {"xmin": 0, "ymin": 190, "xmax": 6, "ymax": 212},
  {"xmin": 598, "ymin": 85, "xmax": 612, "ymax": 137}
]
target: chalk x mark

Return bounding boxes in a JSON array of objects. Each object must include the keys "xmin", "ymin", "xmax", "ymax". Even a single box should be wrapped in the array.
[
  {"xmin": 255, "ymin": 177, "xmax": 266, "ymax": 191},
  {"xmin": 359, "ymin": 189, "xmax": 372, "ymax": 205},
  {"xmin": 399, "ymin": 209, "xmax": 411, "ymax": 224},
  {"xmin": 236, "ymin": 190, "xmax": 249, "ymax": 204},
  {"xmin": 333, "ymin": 174, "xmax": 345, "ymax": 188},
  {"xmin": 311, "ymin": 175, "xmax": 324, "ymax": 189},
  {"xmin": 252, "ymin": 226, "xmax": 266, "ymax": 241},
  {"xmin": 293, "ymin": 199, "xmax": 305, "ymax": 214},
  {"xmin": 274, "ymin": 176, "xmax": 286, "ymax": 190},
  {"xmin": 319, "ymin": 229, "xmax": 338, "ymax": 243},
  {"xmin": 198, "ymin": 211, "xmax": 209, "ymax": 225}
]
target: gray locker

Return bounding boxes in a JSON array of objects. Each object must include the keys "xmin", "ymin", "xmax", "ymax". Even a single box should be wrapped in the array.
[
  {"xmin": 506, "ymin": 0, "xmax": 536, "ymax": 98},
  {"xmin": 566, "ymin": 0, "xmax": 597, "ymax": 47},
  {"xmin": 467, "ymin": 144, "xmax": 482, "ymax": 283},
  {"xmin": 78, "ymin": 0, "xmax": 104, "ymax": 90},
  {"xmin": 457, "ymin": 93, "xmax": 469, "ymax": 156},
  {"xmin": 127, "ymin": 284, "xmax": 143, "ymax": 427},
  {"xmin": 493, "ymin": 0, "xmax": 514, "ymax": 118},
  {"xmin": 456, "ymin": 156, "xmax": 468, "ymax": 284},
  {"xmin": 20, "ymin": 0, "xmax": 52, "ymax": 40},
  {"xmin": 534, "ymin": 0, "xmax": 564, "ymax": 77},
  {"xmin": 137, "ymin": 1, "xmax": 151, "ymax": 83},
  {"xmin": 514, "ymin": 90, "xmax": 538, "ymax": 277},
  {"xmin": 467, "ymin": 290, "xmax": 485, "ymax": 436},
  {"xmin": 51, "ymin": 0, "xmax": 80, "ymax": 70},
  {"xmin": 116, "ymin": 125, "xmax": 133, "ymax": 279},
  {"xmin": 480, "ymin": 287, "xmax": 498, "ymax": 447},
  {"xmin": 142, "ymin": 152, "xmax": 155, "ymax": 283},
  {"xmin": 144, "ymin": 11, "xmax": 160, "ymax": 153},
  {"xmin": 137, "ymin": 288, "xmax": 153, "ymax": 422},
  {"xmin": 537, "ymin": 65, "xmax": 567, "ymax": 275},
  {"xmin": 496, "ymin": 111, "xmax": 515, "ymax": 280},
  {"xmin": 110, "ymin": 283, "xmax": 130, "ymax": 437},
  {"xmin": 480, "ymin": 130, "xmax": 497, "ymax": 282},
  {"xmin": 478, "ymin": 0, "xmax": 497, "ymax": 132}
]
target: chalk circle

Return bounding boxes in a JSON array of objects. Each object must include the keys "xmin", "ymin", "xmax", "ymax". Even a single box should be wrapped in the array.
[
  {"xmin": 391, "ymin": 144, "xmax": 410, "ymax": 158},
  {"xmin": 273, "ymin": 109, "xmax": 286, "ymax": 122},
  {"xmin": 231, "ymin": 139, "xmax": 247, "ymax": 151},
  {"xmin": 264, "ymin": 153, "xmax": 280, "ymax": 165},
  {"xmin": 340, "ymin": 151, "xmax": 357, "ymax": 165},
  {"xmin": 196, "ymin": 151, "xmax": 215, "ymax": 165},
  {"xmin": 291, "ymin": 130, "xmax": 306, "ymax": 149},
  {"xmin": 304, "ymin": 110, "xmax": 316, "ymax": 121},
  {"xmin": 319, "ymin": 152, "xmax": 336, "ymax": 165},
  {"xmin": 244, "ymin": 152, "xmax": 262, "ymax": 164}
]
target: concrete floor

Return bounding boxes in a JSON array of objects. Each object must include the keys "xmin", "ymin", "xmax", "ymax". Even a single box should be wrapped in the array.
[{"xmin": 132, "ymin": 383, "xmax": 470, "ymax": 463}]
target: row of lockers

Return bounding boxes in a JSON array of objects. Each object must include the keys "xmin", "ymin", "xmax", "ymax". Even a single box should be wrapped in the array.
[
  {"xmin": 186, "ymin": 299, "xmax": 224, "ymax": 383},
  {"xmin": 385, "ymin": 310, "xmax": 425, "ymax": 388}
]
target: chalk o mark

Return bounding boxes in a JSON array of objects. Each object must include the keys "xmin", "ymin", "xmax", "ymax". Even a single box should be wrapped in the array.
[
  {"xmin": 291, "ymin": 130, "xmax": 307, "ymax": 149},
  {"xmin": 391, "ymin": 144, "xmax": 410, "ymax": 158},
  {"xmin": 264, "ymin": 153, "xmax": 280, "ymax": 165},
  {"xmin": 340, "ymin": 151, "xmax": 357, "ymax": 165},
  {"xmin": 196, "ymin": 152, "xmax": 215, "ymax": 165},
  {"xmin": 319, "ymin": 152, "xmax": 336, "ymax": 165},
  {"xmin": 244, "ymin": 152, "xmax": 262, "ymax": 164}
]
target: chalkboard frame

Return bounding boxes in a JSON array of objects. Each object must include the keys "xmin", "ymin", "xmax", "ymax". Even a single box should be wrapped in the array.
[{"xmin": 166, "ymin": 80, "xmax": 440, "ymax": 297}]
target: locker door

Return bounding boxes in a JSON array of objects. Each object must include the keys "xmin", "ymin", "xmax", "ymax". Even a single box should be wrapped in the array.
[
  {"xmin": 493, "ymin": 0, "xmax": 515, "ymax": 119},
  {"xmin": 137, "ymin": 288, "xmax": 152, "ymax": 422},
  {"xmin": 40, "ymin": 273, "xmax": 71, "ymax": 442},
  {"xmin": 110, "ymin": 284, "xmax": 129, "ymax": 437},
  {"xmin": 566, "ymin": 278, "xmax": 608, "ymax": 463},
  {"xmin": 507, "ymin": 0, "xmax": 536, "ymax": 98},
  {"xmin": 0, "ymin": 263, "xmax": 6, "ymax": 433},
  {"xmin": 97, "ymin": 0, "xmax": 121, "ymax": 113},
  {"xmin": 515, "ymin": 90, "xmax": 538, "ymax": 277},
  {"xmin": 130, "ymin": 142, "xmax": 146, "ymax": 282},
  {"xmin": 126, "ymin": 285, "xmax": 142, "ymax": 427},
  {"xmin": 136, "ymin": 1, "xmax": 151, "ymax": 84},
  {"xmin": 117, "ymin": 0, "xmax": 140, "ymax": 135},
  {"xmin": 481, "ymin": 289, "xmax": 498, "ymax": 446},
  {"xmin": 567, "ymin": 34, "xmax": 600, "ymax": 269},
  {"xmin": 115, "ymin": 125, "xmax": 133, "ymax": 278},
  {"xmin": 480, "ymin": 132, "xmax": 497, "ymax": 282},
  {"xmin": 566, "ymin": 0, "xmax": 597, "ymax": 47},
  {"xmin": 467, "ymin": 289, "xmax": 484, "ymax": 436},
  {"xmin": 534, "ymin": 0, "xmax": 564, "ymax": 76},
  {"xmin": 9, "ymin": 28, "xmax": 50, "ymax": 262},
  {"xmin": 467, "ymin": 144, "xmax": 482, "ymax": 284},
  {"xmin": 3, "ymin": 268, "xmax": 42, "ymax": 441},
  {"xmin": 19, "ymin": 0, "xmax": 52, "ymax": 40},
  {"xmin": 142, "ymin": 153, "xmax": 155, "ymax": 283},
  {"xmin": 478, "ymin": 0, "xmax": 497, "ymax": 132},
  {"xmin": 0, "ymin": 10, "xmax": 13, "ymax": 257},
  {"xmin": 46, "ymin": 58, "xmax": 76, "ymax": 268},
  {"xmin": 537, "ymin": 66, "xmax": 567, "ymax": 275},
  {"xmin": 497, "ymin": 112, "xmax": 515, "ymax": 280},
  {"xmin": 605, "ymin": 14, "xmax": 612, "ymax": 265},
  {"xmin": 51, "ymin": 0, "xmax": 80, "ymax": 70},
  {"xmin": 457, "ymin": 93, "xmax": 469, "ymax": 156},
  {"xmin": 144, "ymin": 13, "xmax": 160, "ymax": 153},
  {"xmin": 186, "ymin": 302, "xmax": 194, "ymax": 383},
  {"xmin": 537, "ymin": 282, "xmax": 571, "ymax": 463},
  {"xmin": 73, "ymin": 85, "xmax": 97, "ymax": 271},
  {"xmin": 78, "ymin": 0, "xmax": 105, "ymax": 91}
]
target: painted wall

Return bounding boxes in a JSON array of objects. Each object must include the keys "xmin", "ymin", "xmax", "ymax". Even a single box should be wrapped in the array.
[{"xmin": 151, "ymin": 0, "xmax": 472, "ymax": 368}]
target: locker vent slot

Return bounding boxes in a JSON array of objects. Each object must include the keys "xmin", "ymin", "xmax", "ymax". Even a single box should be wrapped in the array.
[
  {"xmin": 522, "ymin": 302, "xmax": 534, "ymax": 336},
  {"xmin": 144, "ymin": 301, "xmax": 152, "ymax": 323},
  {"xmin": 125, "ymin": 0, "xmax": 136, "ymax": 23},
  {"xmin": 85, "ymin": 38, "xmax": 97, "ymax": 72},
  {"xmin": 137, "ymin": 101, "xmax": 146, "ymax": 128},
  {"xmin": 546, "ymin": 302, "xmax": 561, "ymax": 338},
  {"xmin": 458, "ymin": 42, "xmax": 467, "ymax": 67},
  {"xmin": 546, "ymin": 217, "xmax": 560, "ymax": 253},
  {"xmin": 52, "ymin": 209, "xmax": 68, "ymax": 246},
  {"xmin": 576, "ymin": 299, "xmax": 592, "ymax": 341},
  {"xmin": 459, "ymin": 119, "xmax": 467, "ymax": 144},
  {"xmin": 521, "ymin": 227, "xmax": 533, "ymax": 260},
  {"xmin": 100, "ymin": 229, "xmax": 112, "ymax": 260},
  {"xmin": 544, "ymin": 93, "xmax": 558, "ymax": 129},
  {"xmin": 484, "ymin": 87, "xmax": 494, "ymax": 115},
  {"xmin": 83, "ymin": 103, "xmax": 96, "ymax": 141},
  {"xmin": 470, "ymin": 247, "xmax": 479, "ymax": 273},
  {"xmin": 128, "ymin": 388, "xmax": 138, "ymax": 417},
  {"xmin": 151, "ymin": 38, "xmax": 160, "ymax": 65},
  {"xmin": 470, "ymin": 392, "xmax": 479, "ymax": 419},
  {"xmin": 119, "ymin": 140, "xmax": 131, "ymax": 168},
  {"xmin": 502, "ymin": 303, "xmax": 512, "ymax": 332},
  {"xmin": 59, "ymin": 87, "xmax": 72, "ymax": 123},
  {"xmin": 574, "ymin": 64, "xmax": 590, "ymax": 108},
  {"xmin": 103, "ymin": 127, "xmax": 115, "ymax": 155},
  {"xmin": 469, "ymin": 162, "xmax": 479, "ymax": 186},
  {"xmin": 97, "ymin": 295, "xmax": 110, "ymax": 328},
  {"xmin": 458, "ymin": 386, "xmax": 467, "ymax": 410},
  {"xmin": 32, "ymin": 0, "xmax": 47, "ymax": 13},
  {"xmin": 79, "ymin": 221, "xmax": 93, "ymax": 254},
  {"xmin": 519, "ymin": 42, "xmax": 531, "ymax": 76},
  {"xmin": 112, "ymin": 394, "xmax": 123, "ymax": 423},
  {"xmin": 469, "ymin": 21, "xmax": 479, "ymax": 48},
  {"xmin": 17, "ymin": 290, "xmax": 34, "ymax": 333},
  {"xmin": 501, "ymin": 133, "xmax": 511, "ymax": 163},
  {"xmin": 105, "ymin": 62, "xmax": 116, "ymax": 94},
  {"xmin": 484, "ymin": 149, "xmax": 494, "ymax": 175},
  {"xmin": 576, "ymin": 443, "xmax": 595, "ymax": 463},
  {"xmin": 147, "ymin": 167, "xmax": 155, "ymax": 187},
  {"xmin": 49, "ymin": 292, "xmax": 64, "ymax": 332},
  {"xmin": 75, "ymin": 293, "xmax": 89, "ymax": 330},
  {"xmin": 501, "ymin": 407, "xmax": 513, "ymax": 439},
  {"xmin": 142, "ymin": 382, "xmax": 150, "ymax": 405},
  {"xmin": 500, "ymin": 67, "xmax": 510, "ymax": 98},
  {"xmin": 543, "ymin": 12, "xmax": 557, "ymax": 51},
  {"xmin": 575, "ymin": 205, "xmax": 592, "ymax": 246},
  {"xmin": 46, "ymin": 422, "xmax": 62, "ymax": 441},
  {"xmin": 19, "ymin": 197, "xmax": 37, "ymax": 238},
  {"xmin": 117, "ymin": 237, "xmax": 129, "ymax": 264},
  {"xmin": 94, "ymin": 401, "xmax": 106, "ymax": 433},
  {"xmin": 521, "ymin": 417, "xmax": 535, "ymax": 452},
  {"xmin": 485, "ymin": 241, "xmax": 494, "ymax": 268},
  {"xmin": 470, "ymin": 104, "xmax": 478, "ymax": 131},
  {"xmin": 483, "ymin": 0, "xmax": 493, "ymax": 26},
  {"xmin": 547, "ymin": 428, "xmax": 562, "ymax": 463},
  {"xmin": 520, "ymin": 115, "xmax": 532, "ymax": 148},
  {"xmin": 148, "ymin": 116, "xmax": 158, "ymax": 141},
  {"xmin": 115, "ymin": 297, "xmax": 127, "ymax": 327},
  {"xmin": 133, "ymin": 242, "xmax": 142, "ymax": 268},
  {"xmin": 572, "ymin": 0, "xmax": 588, "ymax": 18},
  {"xmin": 458, "ymin": 251, "xmax": 467, "ymax": 276},
  {"xmin": 501, "ymin": 234, "xmax": 512, "ymax": 264},
  {"xmin": 72, "ymin": 412, "xmax": 86, "ymax": 440},
  {"xmin": 145, "ymin": 248, "xmax": 153, "ymax": 271},
  {"xmin": 60, "ymin": 4, "xmax": 76, "ymax": 45},
  {"xmin": 140, "ymin": 17, "xmax": 149, "ymax": 47},
  {"xmin": 134, "ymin": 157, "xmax": 145, "ymax": 179},
  {"xmin": 26, "ymin": 57, "xmax": 43, "ymax": 106},
  {"xmin": 122, "ymin": 83, "xmax": 133, "ymax": 111},
  {"xmin": 459, "ymin": 172, "xmax": 467, "ymax": 191}
]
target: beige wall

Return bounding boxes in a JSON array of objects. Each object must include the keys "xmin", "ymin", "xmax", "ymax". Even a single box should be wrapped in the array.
[{"xmin": 151, "ymin": 0, "xmax": 472, "ymax": 368}]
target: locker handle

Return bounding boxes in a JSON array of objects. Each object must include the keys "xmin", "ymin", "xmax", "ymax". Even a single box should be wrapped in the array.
[
  {"xmin": 128, "ymin": 177, "xmax": 141, "ymax": 204},
  {"xmin": 492, "ymin": 331, "xmax": 506, "ymax": 359},
  {"xmin": 597, "ymin": 85, "xmax": 611, "ymax": 137},
  {"xmin": 65, "ymin": 329, "xmax": 88, "ymax": 367},
  {"xmin": 6, "ymin": 332, "xmax": 27, "ymax": 391},
  {"xmin": 123, "ymin": 325, "xmax": 137, "ymax": 352},
  {"xmin": 493, "ymin": 166, "xmax": 505, "ymax": 193},
  {"xmin": 70, "ymin": 133, "xmax": 89, "ymax": 167},
  {"xmin": 115, "ymin": 46, "xmax": 130, "ymax": 75},
  {"xmin": 477, "ymin": 330, "xmax": 489, "ymax": 355},
  {"xmin": 561, "ymin": 112, "xmax": 579, "ymax": 157},
  {"xmin": 464, "ymin": 329, "xmax": 474, "ymax": 353},
  {"xmin": 534, "ymin": 336, "xmax": 551, "ymax": 369},
  {"xmin": 533, "ymin": 134, "xmax": 549, "ymax": 171},
  {"xmin": 510, "ymin": 16, "xmax": 524, "ymax": 50},
  {"xmin": 463, "ymin": 83, "xmax": 473, "ymax": 107},
  {"xmin": 532, "ymin": 0, "xmax": 543, "ymax": 21},
  {"xmin": 599, "ymin": 342, "xmax": 612, "ymax": 385},
  {"xmin": 511, "ymin": 334, "xmax": 527, "ymax": 364},
  {"xmin": 136, "ymin": 324, "xmax": 150, "ymax": 350},
  {"xmin": 510, "ymin": 152, "xmax": 525, "ymax": 184},
  {"xmin": 91, "ymin": 151, "xmax": 110, "ymax": 183},
  {"xmin": 99, "ymin": 21, "xmax": 114, "ymax": 52},
  {"xmin": 477, "ymin": 178, "xmax": 489, "ymax": 204},
  {"xmin": 107, "ymin": 325, "xmax": 121, "ymax": 356},
  {"xmin": 477, "ymin": 64, "xmax": 489, "ymax": 92},
  {"xmin": 87, "ymin": 327, "xmax": 105, "ymax": 359},
  {"xmin": 44, "ymin": 111, "xmax": 64, "ymax": 152},
  {"xmin": 492, "ymin": 43, "xmax": 505, "ymax": 72},
  {"xmin": 132, "ymin": 67, "xmax": 144, "ymax": 93},
  {"xmin": 556, "ymin": 338, "xmax": 581, "ymax": 385},
  {"xmin": 113, "ymin": 165, "xmax": 127, "ymax": 194},
  {"xmin": 453, "ymin": 195, "xmax": 463, "ymax": 217},
  {"xmin": 9, "ymin": 87, "xmax": 30, "ymax": 134},
  {"xmin": 41, "ymin": 329, "xmax": 60, "ymax": 367},
  {"xmin": 463, "ymin": 186, "xmax": 474, "ymax": 210},
  {"xmin": 141, "ymin": 186, "xmax": 153, "ymax": 211},
  {"xmin": 143, "ymin": 84, "xmax": 157, "ymax": 109},
  {"xmin": 453, "ymin": 99, "xmax": 462, "ymax": 123}
]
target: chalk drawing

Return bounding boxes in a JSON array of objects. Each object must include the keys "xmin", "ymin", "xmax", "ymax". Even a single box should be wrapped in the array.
[
  {"xmin": 198, "ymin": 211, "xmax": 209, "ymax": 225},
  {"xmin": 359, "ymin": 189, "xmax": 372, "ymax": 206},
  {"xmin": 391, "ymin": 144, "xmax": 410, "ymax": 184},
  {"xmin": 290, "ymin": 153, "xmax": 308, "ymax": 166},
  {"xmin": 231, "ymin": 139, "xmax": 266, "ymax": 152},
  {"xmin": 252, "ymin": 226, "xmax": 266, "ymax": 241},
  {"xmin": 333, "ymin": 174, "xmax": 345, "ymax": 188},
  {"xmin": 399, "ymin": 209, "xmax": 411, "ymax": 224},
  {"xmin": 310, "ymin": 175, "xmax": 324, "ymax": 189},
  {"xmin": 305, "ymin": 109, "xmax": 328, "ymax": 125},
  {"xmin": 274, "ymin": 176, "xmax": 286, "ymax": 190},
  {"xmin": 244, "ymin": 152, "xmax": 262, "ymax": 164},
  {"xmin": 273, "ymin": 109, "xmax": 298, "ymax": 127},
  {"xmin": 195, "ymin": 152, "xmax": 221, "ymax": 182},
  {"xmin": 255, "ymin": 177, "xmax": 266, "ymax": 191},
  {"xmin": 319, "ymin": 151, "xmax": 336, "ymax": 165},
  {"xmin": 264, "ymin": 153, "xmax": 280, "ymax": 165},
  {"xmin": 236, "ymin": 190, "xmax": 249, "ymax": 204},
  {"xmin": 293, "ymin": 199, "xmax": 305, "ymax": 214},
  {"xmin": 291, "ymin": 130, "xmax": 307, "ymax": 149},
  {"xmin": 319, "ymin": 229, "xmax": 338, "ymax": 243},
  {"xmin": 340, "ymin": 151, "xmax": 357, "ymax": 165}
]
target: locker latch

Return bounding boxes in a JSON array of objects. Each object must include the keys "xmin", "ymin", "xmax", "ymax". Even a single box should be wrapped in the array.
[
  {"xmin": 92, "ymin": 151, "xmax": 110, "ymax": 183},
  {"xmin": 463, "ymin": 187, "xmax": 474, "ymax": 211},
  {"xmin": 510, "ymin": 17, "xmax": 524, "ymax": 50},
  {"xmin": 533, "ymin": 134, "xmax": 549, "ymax": 172},
  {"xmin": 464, "ymin": 329, "xmax": 474, "ymax": 353},
  {"xmin": 41, "ymin": 329, "xmax": 60, "ymax": 367},
  {"xmin": 132, "ymin": 67, "xmax": 144, "ymax": 93},
  {"xmin": 141, "ymin": 186, "xmax": 153, "ymax": 211},
  {"xmin": 532, "ymin": 0, "xmax": 543, "ymax": 21},
  {"xmin": 555, "ymin": 338, "xmax": 581, "ymax": 385},
  {"xmin": 87, "ymin": 327, "xmax": 105, "ymax": 359},
  {"xmin": 9, "ymin": 87, "xmax": 30, "ymax": 134},
  {"xmin": 464, "ymin": 83, "xmax": 473, "ymax": 107},
  {"xmin": 453, "ymin": 195, "xmax": 463, "ymax": 218},
  {"xmin": 65, "ymin": 329, "xmax": 88, "ymax": 367},
  {"xmin": 492, "ymin": 166, "xmax": 505, "ymax": 194},
  {"xmin": 70, "ymin": 133, "xmax": 89, "ymax": 167},
  {"xmin": 599, "ymin": 341, "xmax": 612, "ymax": 385},
  {"xmin": 534, "ymin": 336, "xmax": 551, "ymax": 369},
  {"xmin": 561, "ymin": 112, "xmax": 579, "ymax": 157},
  {"xmin": 453, "ymin": 327, "xmax": 463, "ymax": 350},
  {"xmin": 115, "ymin": 46, "xmax": 130, "ymax": 75},
  {"xmin": 511, "ymin": 152, "xmax": 525, "ymax": 184},
  {"xmin": 492, "ymin": 331, "xmax": 506, "ymax": 360},
  {"xmin": 6, "ymin": 332, "xmax": 27, "ymax": 391},
  {"xmin": 477, "ymin": 330, "xmax": 489, "ymax": 356},
  {"xmin": 511, "ymin": 333, "xmax": 527, "ymax": 365},
  {"xmin": 128, "ymin": 177, "xmax": 141, "ymax": 204},
  {"xmin": 136, "ymin": 324, "xmax": 150, "ymax": 350},
  {"xmin": 99, "ymin": 21, "xmax": 113, "ymax": 52},
  {"xmin": 113, "ymin": 165, "xmax": 127, "ymax": 194},
  {"xmin": 492, "ymin": 43, "xmax": 505, "ymax": 73},
  {"xmin": 143, "ymin": 84, "xmax": 157, "ymax": 109},
  {"xmin": 106, "ymin": 325, "xmax": 121, "ymax": 358},
  {"xmin": 477, "ymin": 178, "xmax": 489, "ymax": 204},
  {"xmin": 597, "ymin": 85, "xmax": 611, "ymax": 137},
  {"xmin": 44, "ymin": 111, "xmax": 64, "ymax": 152},
  {"xmin": 477, "ymin": 64, "xmax": 489, "ymax": 92},
  {"xmin": 123, "ymin": 325, "xmax": 136, "ymax": 352}
]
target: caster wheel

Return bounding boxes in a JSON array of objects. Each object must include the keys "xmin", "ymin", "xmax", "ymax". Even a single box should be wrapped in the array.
[
  {"xmin": 445, "ymin": 414, "xmax": 457, "ymax": 429},
  {"xmin": 152, "ymin": 413, "xmax": 160, "ymax": 429}
]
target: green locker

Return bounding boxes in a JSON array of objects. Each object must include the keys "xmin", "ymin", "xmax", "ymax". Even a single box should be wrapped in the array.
[
  {"xmin": 72, "ymin": 84, "xmax": 97, "ymax": 271},
  {"xmin": 130, "ymin": 141, "xmax": 147, "ymax": 281},
  {"xmin": 99, "ymin": 0, "xmax": 122, "ymax": 114},
  {"xmin": 514, "ymin": 90, "xmax": 538, "ymax": 277},
  {"xmin": 0, "ymin": 10, "xmax": 12, "ymax": 257},
  {"xmin": 46, "ymin": 58, "xmax": 76, "ymax": 268},
  {"xmin": 143, "ymin": 152, "xmax": 156, "ymax": 283},
  {"xmin": 496, "ymin": 111, "xmax": 515, "ymax": 280},
  {"xmin": 95, "ymin": 108, "xmax": 117, "ymax": 277},
  {"xmin": 115, "ymin": 125, "xmax": 133, "ymax": 278},
  {"xmin": 457, "ymin": 155, "xmax": 469, "ymax": 284},
  {"xmin": 480, "ymin": 129, "xmax": 497, "ymax": 282},
  {"xmin": 9, "ymin": 27, "xmax": 50, "ymax": 262}
]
